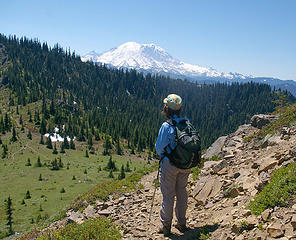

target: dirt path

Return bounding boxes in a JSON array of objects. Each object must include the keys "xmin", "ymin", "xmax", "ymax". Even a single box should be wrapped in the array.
[{"xmin": 113, "ymin": 170, "xmax": 210, "ymax": 240}]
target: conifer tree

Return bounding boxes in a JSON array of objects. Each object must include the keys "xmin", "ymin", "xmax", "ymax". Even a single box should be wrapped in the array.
[
  {"xmin": 58, "ymin": 156, "xmax": 63, "ymax": 168},
  {"xmin": 116, "ymin": 136, "xmax": 122, "ymax": 155},
  {"xmin": 60, "ymin": 143, "xmax": 65, "ymax": 153},
  {"xmin": 87, "ymin": 134, "xmax": 93, "ymax": 149},
  {"xmin": 36, "ymin": 156, "xmax": 42, "ymax": 167},
  {"xmin": 108, "ymin": 169, "xmax": 114, "ymax": 178},
  {"xmin": 118, "ymin": 165, "xmax": 125, "ymax": 180},
  {"xmin": 4, "ymin": 113, "xmax": 11, "ymax": 131},
  {"xmin": 5, "ymin": 196, "xmax": 13, "ymax": 236},
  {"xmin": 2, "ymin": 144, "xmax": 8, "ymax": 159},
  {"xmin": 28, "ymin": 111, "xmax": 32, "ymax": 122},
  {"xmin": 39, "ymin": 135, "xmax": 44, "ymax": 144},
  {"xmin": 51, "ymin": 158, "xmax": 59, "ymax": 170},
  {"xmin": 39, "ymin": 117, "xmax": 47, "ymax": 135},
  {"xmin": 95, "ymin": 131, "xmax": 100, "ymax": 141},
  {"xmin": 11, "ymin": 127, "xmax": 17, "ymax": 142},
  {"xmin": 52, "ymin": 143, "xmax": 58, "ymax": 154},
  {"xmin": 0, "ymin": 136, "xmax": 2, "ymax": 145},
  {"xmin": 25, "ymin": 190, "xmax": 31, "ymax": 199},
  {"xmin": 46, "ymin": 136, "xmax": 53, "ymax": 149},
  {"xmin": 19, "ymin": 115, "xmax": 23, "ymax": 125},
  {"xmin": 85, "ymin": 149, "xmax": 89, "ymax": 158},
  {"xmin": 38, "ymin": 174, "xmax": 42, "ymax": 181},
  {"xmin": 27, "ymin": 130, "xmax": 32, "ymax": 140},
  {"xmin": 63, "ymin": 137, "xmax": 69, "ymax": 149},
  {"xmin": 70, "ymin": 138, "xmax": 75, "ymax": 150},
  {"xmin": 125, "ymin": 161, "xmax": 131, "ymax": 172},
  {"xmin": 25, "ymin": 158, "xmax": 31, "ymax": 166}
]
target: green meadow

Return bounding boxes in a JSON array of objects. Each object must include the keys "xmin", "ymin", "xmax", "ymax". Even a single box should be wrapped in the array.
[{"xmin": 0, "ymin": 126, "xmax": 147, "ymax": 236}]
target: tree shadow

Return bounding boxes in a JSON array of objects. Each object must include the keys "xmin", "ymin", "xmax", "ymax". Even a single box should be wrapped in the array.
[{"xmin": 168, "ymin": 224, "xmax": 219, "ymax": 240}]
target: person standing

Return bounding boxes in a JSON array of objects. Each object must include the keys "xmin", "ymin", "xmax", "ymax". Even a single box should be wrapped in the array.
[{"xmin": 155, "ymin": 94, "xmax": 191, "ymax": 236}]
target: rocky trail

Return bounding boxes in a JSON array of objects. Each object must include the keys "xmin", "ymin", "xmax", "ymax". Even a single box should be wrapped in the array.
[{"xmin": 45, "ymin": 115, "xmax": 296, "ymax": 239}]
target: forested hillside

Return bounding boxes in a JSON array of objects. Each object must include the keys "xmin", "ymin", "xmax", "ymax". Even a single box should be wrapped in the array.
[{"xmin": 0, "ymin": 34, "xmax": 293, "ymax": 150}]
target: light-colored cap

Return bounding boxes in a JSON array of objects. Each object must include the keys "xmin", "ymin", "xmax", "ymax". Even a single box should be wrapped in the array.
[{"xmin": 163, "ymin": 94, "xmax": 182, "ymax": 110}]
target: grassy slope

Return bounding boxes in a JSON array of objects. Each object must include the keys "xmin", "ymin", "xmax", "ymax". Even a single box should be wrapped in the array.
[{"xmin": 0, "ymin": 88, "xmax": 148, "ymax": 236}]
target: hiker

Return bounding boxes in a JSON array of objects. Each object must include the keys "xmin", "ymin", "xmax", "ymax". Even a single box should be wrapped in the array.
[{"xmin": 155, "ymin": 94, "xmax": 191, "ymax": 236}]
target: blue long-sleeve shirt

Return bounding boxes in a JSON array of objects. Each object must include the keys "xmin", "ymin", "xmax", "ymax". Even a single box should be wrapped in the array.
[{"xmin": 155, "ymin": 116, "xmax": 186, "ymax": 163}]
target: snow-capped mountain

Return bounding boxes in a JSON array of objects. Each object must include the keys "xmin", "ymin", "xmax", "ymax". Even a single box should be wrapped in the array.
[
  {"xmin": 81, "ymin": 42, "xmax": 247, "ymax": 80},
  {"xmin": 82, "ymin": 42, "xmax": 296, "ymax": 95}
]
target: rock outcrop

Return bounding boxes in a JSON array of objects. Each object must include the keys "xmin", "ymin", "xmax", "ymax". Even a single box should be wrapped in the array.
[{"xmin": 34, "ymin": 114, "xmax": 296, "ymax": 239}]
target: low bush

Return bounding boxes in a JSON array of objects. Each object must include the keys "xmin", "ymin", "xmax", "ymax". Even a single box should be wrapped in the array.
[
  {"xmin": 36, "ymin": 217, "xmax": 121, "ymax": 240},
  {"xmin": 249, "ymin": 162, "xmax": 296, "ymax": 215}
]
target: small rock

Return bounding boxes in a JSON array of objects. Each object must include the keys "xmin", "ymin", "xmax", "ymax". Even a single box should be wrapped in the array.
[
  {"xmin": 290, "ymin": 215, "xmax": 296, "ymax": 231},
  {"xmin": 261, "ymin": 209, "xmax": 271, "ymax": 222},
  {"xmin": 267, "ymin": 221, "xmax": 284, "ymax": 238},
  {"xmin": 83, "ymin": 205, "xmax": 97, "ymax": 218},
  {"xmin": 97, "ymin": 210, "xmax": 112, "ymax": 216}
]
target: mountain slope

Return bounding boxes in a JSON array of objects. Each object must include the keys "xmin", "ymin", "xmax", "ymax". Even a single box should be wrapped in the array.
[
  {"xmin": 82, "ymin": 42, "xmax": 296, "ymax": 95},
  {"xmin": 82, "ymin": 42, "xmax": 243, "ymax": 79}
]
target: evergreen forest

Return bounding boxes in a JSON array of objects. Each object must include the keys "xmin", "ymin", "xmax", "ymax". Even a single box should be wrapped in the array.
[{"xmin": 0, "ymin": 34, "xmax": 293, "ymax": 151}]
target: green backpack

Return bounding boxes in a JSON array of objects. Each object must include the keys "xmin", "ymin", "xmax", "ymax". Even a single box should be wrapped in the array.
[{"xmin": 164, "ymin": 119, "xmax": 201, "ymax": 169}]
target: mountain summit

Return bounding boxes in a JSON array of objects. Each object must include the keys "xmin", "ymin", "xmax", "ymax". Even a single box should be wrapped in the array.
[
  {"xmin": 82, "ymin": 42, "xmax": 296, "ymax": 95},
  {"xmin": 81, "ymin": 42, "xmax": 246, "ymax": 80}
]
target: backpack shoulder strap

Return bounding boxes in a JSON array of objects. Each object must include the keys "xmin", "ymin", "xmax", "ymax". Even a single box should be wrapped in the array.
[{"xmin": 166, "ymin": 119, "xmax": 177, "ymax": 126}]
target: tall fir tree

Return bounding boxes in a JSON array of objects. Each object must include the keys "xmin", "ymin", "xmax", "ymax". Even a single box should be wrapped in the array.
[
  {"xmin": 46, "ymin": 136, "xmax": 53, "ymax": 149},
  {"xmin": 11, "ymin": 127, "xmax": 17, "ymax": 142},
  {"xmin": 5, "ymin": 196, "xmax": 13, "ymax": 236}
]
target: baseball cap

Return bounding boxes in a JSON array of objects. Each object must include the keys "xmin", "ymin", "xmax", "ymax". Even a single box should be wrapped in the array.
[{"xmin": 163, "ymin": 94, "xmax": 182, "ymax": 110}]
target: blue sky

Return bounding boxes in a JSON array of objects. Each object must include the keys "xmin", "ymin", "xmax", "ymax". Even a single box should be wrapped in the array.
[{"xmin": 1, "ymin": 0, "xmax": 296, "ymax": 80}]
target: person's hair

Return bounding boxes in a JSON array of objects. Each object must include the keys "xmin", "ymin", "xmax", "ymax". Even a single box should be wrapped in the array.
[{"xmin": 162, "ymin": 105, "xmax": 182, "ymax": 119}]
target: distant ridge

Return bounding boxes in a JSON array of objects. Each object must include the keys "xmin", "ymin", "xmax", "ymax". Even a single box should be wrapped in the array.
[{"xmin": 82, "ymin": 42, "xmax": 296, "ymax": 96}]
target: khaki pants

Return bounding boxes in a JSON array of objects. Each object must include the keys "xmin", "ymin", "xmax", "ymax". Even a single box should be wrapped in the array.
[{"xmin": 159, "ymin": 159, "xmax": 190, "ymax": 227}]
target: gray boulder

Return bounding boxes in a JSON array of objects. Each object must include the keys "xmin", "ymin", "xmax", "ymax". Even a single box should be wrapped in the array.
[
  {"xmin": 203, "ymin": 136, "xmax": 227, "ymax": 159},
  {"xmin": 250, "ymin": 114, "xmax": 277, "ymax": 129}
]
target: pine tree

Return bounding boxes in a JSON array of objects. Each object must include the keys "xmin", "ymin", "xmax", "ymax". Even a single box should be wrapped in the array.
[
  {"xmin": 46, "ymin": 136, "xmax": 53, "ymax": 149},
  {"xmin": 85, "ymin": 149, "xmax": 89, "ymax": 158},
  {"xmin": 60, "ymin": 143, "xmax": 65, "ymax": 153},
  {"xmin": 28, "ymin": 110, "xmax": 32, "ymax": 123},
  {"xmin": 11, "ymin": 127, "xmax": 17, "ymax": 142},
  {"xmin": 63, "ymin": 137, "xmax": 69, "ymax": 149},
  {"xmin": 4, "ymin": 113, "xmax": 11, "ymax": 131},
  {"xmin": 0, "ymin": 136, "xmax": 2, "ymax": 145},
  {"xmin": 95, "ymin": 131, "xmax": 100, "ymax": 141},
  {"xmin": 39, "ymin": 135, "xmax": 44, "ymax": 144},
  {"xmin": 36, "ymin": 156, "xmax": 42, "ymax": 167},
  {"xmin": 5, "ymin": 196, "xmax": 13, "ymax": 236},
  {"xmin": 116, "ymin": 136, "xmax": 122, "ymax": 155},
  {"xmin": 38, "ymin": 174, "xmax": 42, "ymax": 181},
  {"xmin": 52, "ymin": 143, "xmax": 58, "ymax": 154},
  {"xmin": 108, "ymin": 169, "xmax": 114, "ymax": 178},
  {"xmin": 125, "ymin": 161, "xmax": 131, "ymax": 172},
  {"xmin": 2, "ymin": 144, "xmax": 8, "ymax": 159},
  {"xmin": 87, "ymin": 134, "xmax": 93, "ymax": 149},
  {"xmin": 19, "ymin": 115, "xmax": 23, "ymax": 125},
  {"xmin": 51, "ymin": 158, "xmax": 59, "ymax": 170},
  {"xmin": 118, "ymin": 165, "xmax": 125, "ymax": 180},
  {"xmin": 27, "ymin": 130, "xmax": 32, "ymax": 140},
  {"xmin": 58, "ymin": 156, "xmax": 63, "ymax": 168},
  {"xmin": 70, "ymin": 138, "xmax": 75, "ymax": 150},
  {"xmin": 39, "ymin": 117, "xmax": 47, "ymax": 135},
  {"xmin": 25, "ymin": 158, "xmax": 31, "ymax": 166},
  {"xmin": 105, "ymin": 156, "xmax": 117, "ymax": 171},
  {"xmin": 25, "ymin": 190, "xmax": 31, "ymax": 199}
]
